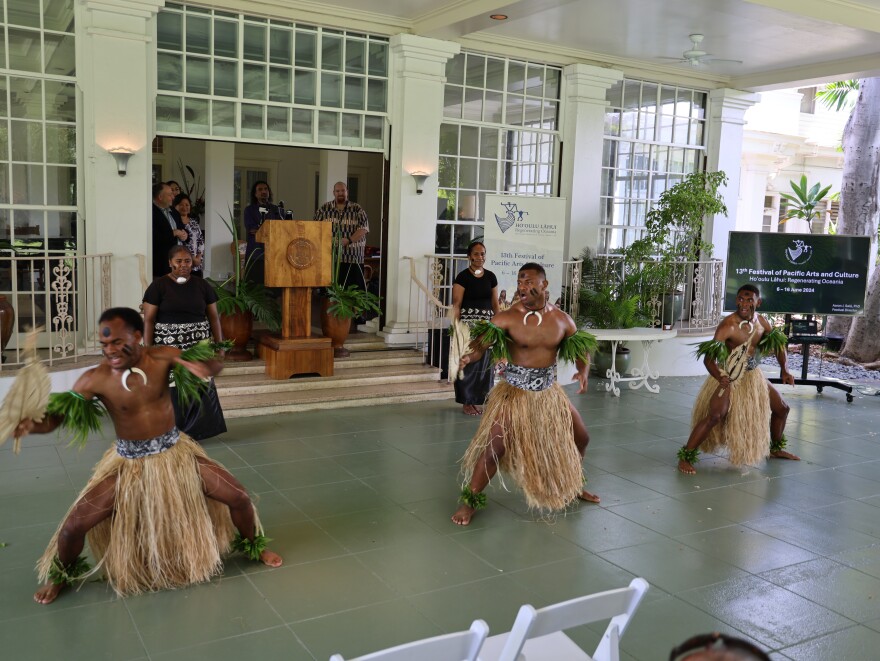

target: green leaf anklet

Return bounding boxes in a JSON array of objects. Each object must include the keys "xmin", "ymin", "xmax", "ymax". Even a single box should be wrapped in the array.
[
  {"xmin": 677, "ymin": 446, "xmax": 700, "ymax": 465},
  {"xmin": 232, "ymin": 532, "xmax": 272, "ymax": 561},
  {"xmin": 459, "ymin": 485, "xmax": 487, "ymax": 510},
  {"xmin": 47, "ymin": 555, "xmax": 92, "ymax": 586},
  {"xmin": 770, "ymin": 434, "xmax": 788, "ymax": 454}
]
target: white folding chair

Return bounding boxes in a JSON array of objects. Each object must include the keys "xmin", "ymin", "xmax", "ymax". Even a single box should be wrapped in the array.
[
  {"xmin": 329, "ymin": 618, "xmax": 489, "ymax": 661},
  {"xmin": 479, "ymin": 577, "xmax": 649, "ymax": 661}
]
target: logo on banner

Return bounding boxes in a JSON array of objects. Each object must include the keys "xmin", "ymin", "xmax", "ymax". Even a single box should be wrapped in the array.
[
  {"xmin": 494, "ymin": 202, "xmax": 529, "ymax": 234},
  {"xmin": 785, "ymin": 239, "xmax": 813, "ymax": 265}
]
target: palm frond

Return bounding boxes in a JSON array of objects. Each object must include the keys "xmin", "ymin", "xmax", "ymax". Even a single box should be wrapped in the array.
[{"xmin": 816, "ymin": 79, "xmax": 860, "ymax": 112}]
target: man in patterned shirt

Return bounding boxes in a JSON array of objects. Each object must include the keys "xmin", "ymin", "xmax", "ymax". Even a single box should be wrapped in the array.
[{"xmin": 314, "ymin": 181, "xmax": 370, "ymax": 293}]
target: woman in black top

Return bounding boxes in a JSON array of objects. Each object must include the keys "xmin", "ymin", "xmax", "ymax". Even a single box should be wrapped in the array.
[
  {"xmin": 451, "ymin": 241, "xmax": 500, "ymax": 415},
  {"xmin": 142, "ymin": 245, "xmax": 227, "ymax": 440}
]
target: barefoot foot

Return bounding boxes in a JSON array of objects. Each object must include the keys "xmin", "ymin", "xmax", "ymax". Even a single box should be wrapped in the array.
[
  {"xmin": 577, "ymin": 489, "xmax": 600, "ymax": 504},
  {"xmin": 770, "ymin": 450, "xmax": 800, "ymax": 461},
  {"xmin": 462, "ymin": 405, "xmax": 482, "ymax": 416},
  {"xmin": 260, "ymin": 549, "xmax": 283, "ymax": 567},
  {"xmin": 678, "ymin": 459, "xmax": 697, "ymax": 475},
  {"xmin": 451, "ymin": 503, "xmax": 476, "ymax": 525},
  {"xmin": 34, "ymin": 582, "xmax": 64, "ymax": 605}
]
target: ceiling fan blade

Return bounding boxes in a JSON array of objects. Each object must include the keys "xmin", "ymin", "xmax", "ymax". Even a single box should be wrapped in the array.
[{"xmin": 704, "ymin": 57, "xmax": 743, "ymax": 65}]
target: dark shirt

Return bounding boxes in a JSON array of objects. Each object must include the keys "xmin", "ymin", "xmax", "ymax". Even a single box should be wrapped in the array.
[
  {"xmin": 143, "ymin": 275, "xmax": 218, "ymax": 324},
  {"xmin": 152, "ymin": 204, "xmax": 184, "ymax": 279},
  {"xmin": 244, "ymin": 203, "xmax": 282, "ymax": 257},
  {"xmin": 455, "ymin": 268, "xmax": 497, "ymax": 322}
]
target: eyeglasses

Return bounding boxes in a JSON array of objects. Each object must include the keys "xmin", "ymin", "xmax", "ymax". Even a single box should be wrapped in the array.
[{"xmin": 669, "ymin": 632, "xmax": 771, "ymax": 661}]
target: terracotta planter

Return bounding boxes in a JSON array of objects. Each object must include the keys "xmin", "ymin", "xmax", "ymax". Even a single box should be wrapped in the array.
[
  {"xmin": 320, "ymin": 299, "xmax": 352, "ymax": 358},
  {"xmin": 0, "ymin": 295, "xmax": 14, "ymax": 355},
  {"xmin": 219, "ymin": 310, "xmax": 254, "ymax": 361}
]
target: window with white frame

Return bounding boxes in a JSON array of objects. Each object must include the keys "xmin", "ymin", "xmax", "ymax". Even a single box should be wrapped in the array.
[
  {"xmin": 436, "ymin": 52, "xmax": 560, "ymax": 256},
  {"xmin": 0, "ymin": 0, "xmax": 78, "ymax": 260},
  {"xmin": 156, "ymin": 3, "xmax": 389, "ymax": 149},
  {"xmin": 599, "ymin": 79, "xmax": 707, "ymax": 254}
]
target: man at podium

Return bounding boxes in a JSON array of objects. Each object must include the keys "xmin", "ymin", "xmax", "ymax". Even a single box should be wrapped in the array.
[
  {"xmin": 314, "ymin": 182, "xmax": 369, "ymax": 293},
  {"xmin": 244, "ymin": 180, "xmax": 282, "ymax": 285}
]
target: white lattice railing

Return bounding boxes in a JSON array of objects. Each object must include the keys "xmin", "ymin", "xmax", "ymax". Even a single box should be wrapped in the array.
[
  {"xmin": 403, "ymin": 255, "xmax": 583, "ymax": 377},
  {"xmin": 0, "ymin": 253, "xmax": 113, "ymax": 369}
]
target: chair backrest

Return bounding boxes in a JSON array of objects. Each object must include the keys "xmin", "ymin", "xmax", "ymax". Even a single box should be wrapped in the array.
[
  {"xmin": 497, "ymin": 578, "xmax": 649, "ymax": 661},
  {"xmin": 329, "ymin": 619, "xmax": 489, "ymax": 661}
]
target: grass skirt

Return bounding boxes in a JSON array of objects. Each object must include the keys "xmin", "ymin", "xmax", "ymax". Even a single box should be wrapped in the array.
[
  {"xmin": 691, "ymin": 367, "xmax": 771, "ymax": 467},
  {"xmin": 37, "ymin": 432, "xmax": 240, "ymax": 596},
  {"xmin": 460, "ymin": 381, "xmax": 583, "ymax": 512}
]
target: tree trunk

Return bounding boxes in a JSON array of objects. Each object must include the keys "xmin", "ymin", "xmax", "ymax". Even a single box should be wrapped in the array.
[
  {"xmin": 842, "ymin": 262, "xmax": 880, "ymax": 362},
  {"xmin": 826, "ymin": 78, "xmax": 880, "ymax": 347}
]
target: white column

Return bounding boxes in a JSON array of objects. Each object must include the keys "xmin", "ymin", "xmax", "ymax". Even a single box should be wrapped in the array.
[
  {"xmin": 705, "ymin": 89, "xmax": 760, "ymax": 260},
  {"xmin": 559, "ymin": 64, "xmax": 624, "ymax": 257},
  {"xmin": 379, "ymin": 34, "xmax": 460, "ymax": 342},
  {"xmin": 737, "ymin": 153, "xmax": 780, "ymax": 234},
  {"xmin": 318, "ymin": 151, "xmax": 349, "ymax": 205},
  {"xmin": 78, "ymin": 0, "xmax": 163, "ymax": 308},
  {"xmin": 203, "ymin": 141, "xmax": 235, "ymax": 278}
]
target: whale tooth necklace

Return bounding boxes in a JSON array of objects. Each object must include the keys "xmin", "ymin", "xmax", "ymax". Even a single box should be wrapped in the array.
[
  {"xmin": 469, "ymin": 264, "xmax": 483, "ymax": 276},
  {"xmin": 522, "ymin": 302, "xmax": 548, "ymax": 326},
  {"xmin": 121, "ymin": 367, "xmax": 148, "ymax": 392}
]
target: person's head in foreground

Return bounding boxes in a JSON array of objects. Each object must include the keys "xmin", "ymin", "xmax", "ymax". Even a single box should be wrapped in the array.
[{"xmin": 669, "ymin": 632, "xmax": 771, "ymax": 661}]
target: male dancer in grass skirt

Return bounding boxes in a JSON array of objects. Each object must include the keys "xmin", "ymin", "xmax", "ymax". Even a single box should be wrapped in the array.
[
  {"xmin": 14, "ymin": 307, "xmax": 281, "ymax": 604},
  {"xmin": 678, "ymin": 284, "xmax": 800, "ymax": 474},
  {"xmin": 452, "ymin": 263, "xmax": 600, "ymax": 526}
]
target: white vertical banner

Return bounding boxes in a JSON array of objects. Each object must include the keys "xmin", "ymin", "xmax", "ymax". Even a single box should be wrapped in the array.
[{"xmin": 482, "ymin": 195, "xmax": 567, "ymax": 303}]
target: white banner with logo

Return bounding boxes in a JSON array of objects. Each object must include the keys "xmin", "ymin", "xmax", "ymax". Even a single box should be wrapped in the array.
[{"xmin": 482, "ymin": 195, "xmax": 567, "ymax": 305}]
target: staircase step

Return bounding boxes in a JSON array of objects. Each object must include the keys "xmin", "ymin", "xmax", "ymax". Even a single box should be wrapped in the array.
[
  {"xmin": 219, "ymin": 349, "xmax": 425, "ymax": 377},
  {"xmin": 220, "ymin": 380, "xmax": 454, "ymax": 418},
  {"xmin": 217, "ymin": 364, "xmax": 440, "ymax": 395}
]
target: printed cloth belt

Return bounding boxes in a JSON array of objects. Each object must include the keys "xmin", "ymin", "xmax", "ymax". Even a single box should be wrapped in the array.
[
  {"xmin": 746, "ymin": 356, "xmax": 758, "ymax": 371},
  {"xmin": 116, "ymin": 427, "xmax": 180, "ymax": 459},
  {"xmin": 154, "ymin": 320, "xmax": 210, "ymax": 351},
  {"xmin": 504, "ymin": 363, "xmax": 556, "ymax": 391}
]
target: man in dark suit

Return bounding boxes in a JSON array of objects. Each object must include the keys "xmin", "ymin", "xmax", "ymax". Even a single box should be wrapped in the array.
[{"xmin": 152, "ymin": 182, "xmax": 187, "ymax": 279}]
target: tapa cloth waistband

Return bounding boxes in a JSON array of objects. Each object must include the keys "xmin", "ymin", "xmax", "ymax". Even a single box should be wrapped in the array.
[
  {"xmin": 746, "ymin": 356, "xmax": 758, "ymax": 371},
  {"xmin": 504, "ymin": 363, "xmax": 556, "ymax": 391},
  {"xmin": 116, "ymin": 427, "xmax": 180, "ymax": 459}
]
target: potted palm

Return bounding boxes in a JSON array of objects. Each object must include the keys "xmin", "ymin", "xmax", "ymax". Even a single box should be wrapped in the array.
[
  {"xmin": 319, "ymin": 237, "xmax": 381, "ymax": 358},
  {"xmin": 206, "ymin": 211, "xmax": 281, "ymax": 361},
  {"xmin": 625, "ymin": 170, "xmax": 727, "ymax": 328}
]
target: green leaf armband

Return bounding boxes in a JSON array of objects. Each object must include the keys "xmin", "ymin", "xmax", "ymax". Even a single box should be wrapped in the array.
[
  {"xmin": 692, "ymin": 339, "xmax": 729, "ymax": 365},
  {"xmin": 558, "ymin": 331, "xmax": 598, "ymax": 365},
  {"xmin": 470, "ymin": 320, "xmax": 512, "ymax": 364},
  {"xmin": 757, "ymin": 327, "xmax": 787, "ymax": 359},
  {"xmin": 232, "ymin": 532, "xmax": 272, "ymax": 561},
  {"xmin": 46, "ymin": 391, "xmax": 107, "ymax": 449}
]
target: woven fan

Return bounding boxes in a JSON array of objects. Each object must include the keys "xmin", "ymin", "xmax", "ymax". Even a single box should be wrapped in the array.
[
  {"xmin": 0, "ymin": 334, "xmax": 51, "ymax": 454},
  {"xmin": 447, "ymin": 319, "xmax": 471, "ymax": 382}
]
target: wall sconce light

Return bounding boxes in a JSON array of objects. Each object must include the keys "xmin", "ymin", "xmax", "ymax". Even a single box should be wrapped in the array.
[
  {"xmin": 410, "ymin": 171, "xmax": 429, "ymax": 195},
  {"xmin": 107, "ymin": 147, "xmax": 134, "ymax": 176}
]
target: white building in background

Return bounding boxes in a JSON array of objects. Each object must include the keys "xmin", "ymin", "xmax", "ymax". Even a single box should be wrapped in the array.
[
  {"xmin": 1, "ymin": 0, "xmax": 879, "ymax": 374},
  {"xmin": 738, "ymin": 88, "xmax": 849, "ymax": 237}
]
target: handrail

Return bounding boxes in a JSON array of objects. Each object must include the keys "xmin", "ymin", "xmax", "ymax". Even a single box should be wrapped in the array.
[{"xmin": 403, "ymin": 256, "xmax": 449, "ymax": 312}]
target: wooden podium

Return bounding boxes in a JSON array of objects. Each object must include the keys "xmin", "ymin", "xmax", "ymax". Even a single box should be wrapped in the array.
[{"xmin": 256, "ymin": 220, "xmax": 334, "ymax": 379}]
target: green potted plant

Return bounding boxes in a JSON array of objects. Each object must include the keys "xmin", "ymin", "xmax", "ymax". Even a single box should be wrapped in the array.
[
  {"xmin": 319, "ymin": 237, "xmax": 381, "ymax": 358},
  {"xmin": 206, "ymin": 210, "xmax": 281, "ymax": 361},
  {"xmin": 778, "ymin": 174, "xmax": 833, "ymax": 233},
  {"xmin": 625, "ymin": 170, "xmax": 727, "ymax": 328},
  {"xmin": 576, "ymin": 248, "xmax": 649, "ymax": 375}
]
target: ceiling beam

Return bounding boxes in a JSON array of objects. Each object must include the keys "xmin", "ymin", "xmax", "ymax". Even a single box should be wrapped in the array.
[
  {"xmin": 413, "ymin": 0, "xmax": 578, "ymax": 40},
  {"xmin": 744, "ymin": 0, "xmax": 880, "ymax": 34},
  {"xmin": 730, "ymin": 52, "xmax": 880, "ymax": 90}
]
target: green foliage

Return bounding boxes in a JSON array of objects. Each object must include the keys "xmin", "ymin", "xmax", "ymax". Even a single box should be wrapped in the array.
[
  {"xmin": 779, "ymin": 175, "xmax": 833, "ymax": 233},
  {"xmin": 206, "ymin": 207, "xmax": 281, "ymax": 331},
  {"xmin": 677, "ymin": 446, "xmax": 700, "ymax": 465},
  {"xmin": 770, "ymin": 433, "xmax": 788, "ymax": 454},
  {"xmin": 48, "ymin": 555, "xmax": 92, "ymax": 586},
  {"xmin": 558, "ymin": 331, "xmax": 598, "ymax": 364},
  {"xmin": 231, "ymin": 532, "xmax": 272, "ymax": 561},
  {"xmin": 692, "ymin": 339, "xmax": 730, "ymax": 364},
  {"xmin": 470, "ymin": 320, "xmax": 512, "ymax": 364},
  {"xmin": 816, "ymin": 79, "xmax": 860, "ymax": 112},
  {"xmin": 172, "ymin": 340, "xmax": 224, "ymax": 409},
  {"xmin": 323, "ymin": 229, "xmax": 382, "ymax": 321},
  {"xmin": 756, "ymin": 326, "xmax": 787, "ymax": 359},
  {"xmin": 459, "ymin": 485, "xmax": 487, "ymax": 510},
  {"xmin": 46, "ymin": 391, "xmax": 106, "ymax": 449}
]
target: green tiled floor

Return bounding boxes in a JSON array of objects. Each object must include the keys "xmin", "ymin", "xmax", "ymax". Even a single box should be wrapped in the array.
[{"xmin": 2, "ymin": 372, "xmax": 880, "ymax": 659}]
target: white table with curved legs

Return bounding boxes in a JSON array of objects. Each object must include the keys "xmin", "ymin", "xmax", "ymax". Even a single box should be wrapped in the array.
[{"xmin": 589, "ymin": 328, "xmax": 678, "ymax": 397}]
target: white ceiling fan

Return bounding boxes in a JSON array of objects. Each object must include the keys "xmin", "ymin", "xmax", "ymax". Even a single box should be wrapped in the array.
[{"xmin": 658, "ymin": 34, "xmax": 743, "ymax": 67}]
